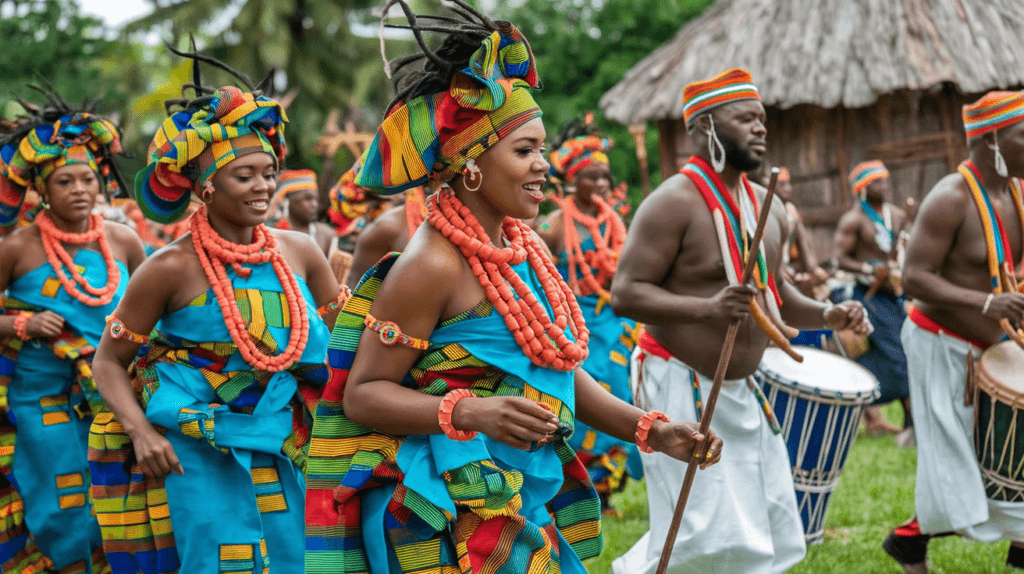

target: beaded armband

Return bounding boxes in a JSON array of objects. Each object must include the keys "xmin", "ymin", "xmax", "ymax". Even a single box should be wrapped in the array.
[
  {"xmin": 438, "ymin": 389, "xmax": 478, "ymax": 441},
  {"xmin": 635, "ymin": 410, "xmax": 670, "ymax": 454},
  {"xmin": 364, "ymin": 312, "xmax": 430, "ymax": 350},
  {"xmin": 13, "ymin": 312, "xmax": 33, "ymax": 341},
  {"xmin": 106, "ymin": 314, "xmax": 150, "ymax": 345},
  {"xmin": 318, "ymin": 286, "xmax": 352, "ymax": 317}
]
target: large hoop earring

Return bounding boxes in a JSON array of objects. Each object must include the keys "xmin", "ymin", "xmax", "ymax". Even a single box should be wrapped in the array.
[
  {"xmin": 201, "ymin": 181, "xmax": 215, "ymax": 204},
  {"xmin": 990, "ymin": 135, "xmax": 1009, "ymax": 178},
  {"xmin": 464, "ymin": 159, "xmax": 483, "ymax": 192},
  {"xmin": 707, "ymin": 116, "xmax": 727, "ymax": 174}
]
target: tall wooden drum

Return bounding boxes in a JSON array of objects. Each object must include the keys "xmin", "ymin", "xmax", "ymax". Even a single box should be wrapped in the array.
[{"xmin": 976, "ymin": 341, "xmax": 1024, "ymax": 502}]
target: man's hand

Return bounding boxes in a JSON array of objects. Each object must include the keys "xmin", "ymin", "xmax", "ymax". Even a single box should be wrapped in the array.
[
  {"xmin": 704, "ymin": 284, "xmax": 757, "ymax": 323},
  {"xmin": 826, "ymin": 301, "xmax": 873, "ymax": 335},
  {"xmin": 983, "ymin": 292, "xmax": 1024, "ymax": 323},
  {"xmin": 647, "ymin": 421, "xmax": 723, "ymax": 470}
]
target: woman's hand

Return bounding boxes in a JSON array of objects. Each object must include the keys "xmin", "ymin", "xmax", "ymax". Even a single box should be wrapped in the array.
[
  {"xmin": 647, "ymin": 421, "xmax": 723, "ymax": 469},
  {"xmin": 27, "ymin": 310, "xmax": 65, "ymax": 338},
  {"xmin": 128, "ymin": 423, "xmax": 185, "ymax": 479},
  {"xmin": 453, "ymin": 396, "xmax": 560, "ymax": 451}
]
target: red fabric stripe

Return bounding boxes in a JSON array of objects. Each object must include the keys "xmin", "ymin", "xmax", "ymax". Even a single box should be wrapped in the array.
[{"xmin": 907, "ymin": 306, "xmax": 989, "ymax": 350}]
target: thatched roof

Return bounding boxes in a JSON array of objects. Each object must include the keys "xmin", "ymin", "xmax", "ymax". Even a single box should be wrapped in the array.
[{"xmin": 600, "ymin": 0, "xmax": 1024, "ymax": 124}]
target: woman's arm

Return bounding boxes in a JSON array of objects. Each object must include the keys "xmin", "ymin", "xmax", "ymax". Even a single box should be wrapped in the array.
[
  {"xmin": 573, "ymin": 368, "xmax": 721, "ymax": 467},
  {"xmin": 92, "ymin": 250, "xmax": 185, "ymax": 479}
]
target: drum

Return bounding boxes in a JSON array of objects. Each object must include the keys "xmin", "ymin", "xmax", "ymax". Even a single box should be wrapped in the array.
[
  {"xmin": 756, "ymin": 346, "xmax": 879, "ymax": 545},
  {"xmin": 975, "ymin": 341, "xmax": 1024, "ymax": 502}
]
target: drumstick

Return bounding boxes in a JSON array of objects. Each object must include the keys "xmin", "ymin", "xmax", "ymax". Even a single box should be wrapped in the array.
[
  {"xmin": 750, "ymin": 298, "xmax": 803, "ymax": 362},
  {"xmin": 653, "ymin": 168, "xmax": 780, "ymax": 574}
]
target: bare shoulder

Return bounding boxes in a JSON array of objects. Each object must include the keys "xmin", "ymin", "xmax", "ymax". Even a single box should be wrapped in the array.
[
  {"xmin": 918, "ymin": 173, "xmax": 970, "ymax": 219},
  {"xmin": 836, "ymin": 207, "xmax": 865, "ymax": 229},
  {"xmin": 632, "ymin": 173, "xmax": 699, "ymax": 224},
  {"xmin": 271, "ymin": 227, "xmax": 321, "ymax": 256},
  {"xmin": 102, "ymin": 220, "xmax": 139, "ymax": 241},
  {"xmin": 0, "ymin": 223, "xmax": 39, "ymax": 252},
  {"xmin": 389, "ymin": 224, "xmax": 463, "ymax": 285},
  {"xmin": 364, "ymin": 204, "xmax": 405, "ymax": 235},
  {"xmin": 129, "ymin": 236, "xmax": 196, "ymax": 286}
]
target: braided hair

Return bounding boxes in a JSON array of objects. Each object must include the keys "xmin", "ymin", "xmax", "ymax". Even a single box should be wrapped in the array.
[{"xmin": 162, "ymin": 39, "xmax": 276, "ymax": 115}]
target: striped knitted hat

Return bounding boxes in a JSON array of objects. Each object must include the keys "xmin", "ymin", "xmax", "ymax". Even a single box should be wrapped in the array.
[
  {"xmin": 549, "ymin": 136, "xmax": 612, "ymax": 183},
  {"xmin": 963, "ymin": 91, "xmax": 1024, "ymax": 140},
  {"xmin": 273, "ymin": 169, "xmax": 317, "ymax": 204},
  {"xmin": 682, "ymin": 68, "xmax": 761, "ymax": 128},
  {"xmin": 849, "ymin": 160, "xmax": 890, "ymax": 196}
]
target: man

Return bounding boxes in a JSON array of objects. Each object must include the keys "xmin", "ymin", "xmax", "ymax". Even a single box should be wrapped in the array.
[
  {"xmin": 273, "ymin": 169, "xmax": 336, "ymax": 256},
  {"xmin": 884, "ymin": 91, "xmax": 1024, "ymax": 573},
  {"xmin": 832, "ymin": 161, "xmax": 912, "ymax": 438},
  {"xmin": 610, "ymin": 68, "xmax": 872, "ymax": 574}
]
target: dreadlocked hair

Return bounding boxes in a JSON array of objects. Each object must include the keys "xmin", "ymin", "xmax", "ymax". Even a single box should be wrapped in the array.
[
  {"xmin": 552, "ymin": 113, "xmax": 605, "ymax": 152},
  {"xmin": 0, "ymin": 77, "xmax": 129, "ymax": 199},
  {"xmin": 161, "ymin": 36, "xmax": 277, "ymax": 115},
  {"xmin": 378, "ymin": 0, "xmax": 508, "ymax": 115}
]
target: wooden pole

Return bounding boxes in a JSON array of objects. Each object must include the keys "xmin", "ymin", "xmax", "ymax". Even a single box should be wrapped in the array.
[
  {"xmin": 629, "ymin": 123, "xmax": 652, "ymax": 198},
  {"xmin": 654, "ymin": 168, "xmax": 780, "ymax": 574}
]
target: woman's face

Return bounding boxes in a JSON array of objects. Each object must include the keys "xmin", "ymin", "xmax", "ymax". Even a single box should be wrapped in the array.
[
  {"xmin": 208, "ymin": 152, "xmax": 277, "ymax": 227},
  {"xmin": 44, "ymin": 163, "xmax": 100, "ymax": 222},
  {"xmin": 573, "ymin": 163, "xmax": 612, "ymax": 205},
  {"xmin": 467, "ymin": 117, "xmax": 550, "ymax": 220}
]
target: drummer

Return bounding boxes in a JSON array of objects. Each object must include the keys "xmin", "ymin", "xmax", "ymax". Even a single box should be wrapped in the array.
[
  {"xmin": 609, "ymin": 68, "xmax": 872, "ymax": 574},
  {"xmin": 886, "ymin": 91, "xmax": 1024, "ymax": 573},
  {"xmin": 832, "ymin": 161, "xmax": 912, "ymax": 439}
]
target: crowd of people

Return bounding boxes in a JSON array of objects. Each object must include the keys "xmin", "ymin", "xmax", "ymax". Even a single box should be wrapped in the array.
[{"xmin": 0, "ymin": 1, "xmax": 1022, "ymax": 573}]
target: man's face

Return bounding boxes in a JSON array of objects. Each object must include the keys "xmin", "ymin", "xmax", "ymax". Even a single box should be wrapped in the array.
[
  {"xmin": 864, "ymin": 177, "xmax": 891, "ymax": 204},
  {"xmin": 711, "ymin": 100, "xmax": 768, "ymax": 172},
  {"xmin": 996, "ymin": 121, "xmax": 1024, "ymax": 177}
]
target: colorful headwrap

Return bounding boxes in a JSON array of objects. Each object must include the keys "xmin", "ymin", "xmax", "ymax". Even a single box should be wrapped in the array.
[
  {"xmin": 682, "ymin": 68, "xmax": 761, "ymax": 129},
  {"xmin": 273, "ymin": 169, "xmax": 318, "ymax": 204},
  {"xmin": 327, "ymin": 164, "xmax": 371, "ymax": 232},
  {"xmin": 849, "ymin": 160, "xmax": 890, "ymax": 196},
  {"xmin": 550, "ymin": 136, "xmax": 612, "ymax": 183},
  {"xmin": 0, "ymin": 113, "xmax": 122, "ymax": 226},
  {"xmin": 355, "ymin": 22, "xmax": 542, "ymax": 194},
  {"xmin": 963, "ymin": 91, "xmax": 1024, "ymax": 141},
  {"xmin": 135, "ymin": 86, "xmax": 288, "ymax": 223}
]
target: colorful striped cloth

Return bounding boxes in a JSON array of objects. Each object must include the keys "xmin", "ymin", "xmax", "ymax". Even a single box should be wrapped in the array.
[
  {"xmin": 963, "ymin": 91, "xmax": 1024, "ymax": 140},
  {"xmin": 549, "ymin": 136, "xmax": 612, "ymax": 183},
  {"xmin": 135, "ymin": 86, "xmax": 288, "ymax": 223},
  {"xmin": 355, "ymin": 23, "xmax": 542, "ymax": 194},
  {"xmin": 273, "ymin": 169, "xmax": 318, "ymax": 204},
  {"xmin": 327, "ymin": 164, "xmax": 370, "ymax": 234},
  {"xmin": 958, "ymin": 160, "xmax": 1024, "ymax": 293},
  {"xmin": 682, "ymin": 68, "xmax": 761, "ymax": 128},
  {"xmin": 0, "ymin": 113, "xmax": 122, "ymax": 227},
  {"xmin": 849, "ymin": 160, "xmax": 890, "ymax": 197},
  {"xmin": 305, "ymin": 254, "xmax": 601, "ymax": 574}
]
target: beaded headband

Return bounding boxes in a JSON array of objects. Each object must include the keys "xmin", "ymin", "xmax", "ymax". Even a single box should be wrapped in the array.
[
  {"xmin": 849, "ymin": 160, "xmax": 890, "ymax": 196},
  {"xmin": 963, "ymin": 91, "xmax": 1024, "ymax": 141},
  {"xmin": 273, "ymin": 169, "xmax": 318, "ymax": 204},
  {"xmin": 682, "ymin": 68, "xmax": 761, "ymax": 129}
]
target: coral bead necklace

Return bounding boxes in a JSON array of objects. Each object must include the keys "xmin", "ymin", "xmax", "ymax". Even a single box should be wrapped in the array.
[
  {"xmin": 36, "ymin": 211, "xmax": 121, "ymax": 307},
  {"xmin": 427, "ymin": 191, "xmax": 589, "ymax": 371},
  {"xmin": 190, "ymin": 205, "xmax": 309, "ymax": 372},
  {"xmin": 556, "ymin": 195, "xmax": 627, "ymax": 299}
]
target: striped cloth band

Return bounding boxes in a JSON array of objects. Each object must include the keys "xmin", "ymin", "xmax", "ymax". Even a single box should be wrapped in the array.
[
  {"xmin": 135, "ymin": 85, "xmax": 287, "ymax": 224},
  {"xmin": 849, "ymin": 160, "xmax": 890, "ymax": 196},
  {"xmin": 549, "ymin": 135, "xmax": 612, "ymax": 182},
  {"xmin": 963, "ymin": 91, "xmax": 1024, "ymax": 140},
  {"xmin": 355, "ymin": 23, "xmax": 542, "ymax": 194},
  {"xmin": 273, "ymin": 169, "xmax": 317, "ymax": 203},
  {"xmin": 682, "ymin": 68, "xmax": 761, "ymax": 128}
]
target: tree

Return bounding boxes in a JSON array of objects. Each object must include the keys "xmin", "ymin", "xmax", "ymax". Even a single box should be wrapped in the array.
[{"xmin": 492, "ymin": 0, "xmax": 715, "ymax": 204}]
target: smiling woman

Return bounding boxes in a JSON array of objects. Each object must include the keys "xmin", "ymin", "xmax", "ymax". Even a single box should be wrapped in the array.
[{"xmin": 86, "ymin": 48, "xmax": 344, "ymax": 574}]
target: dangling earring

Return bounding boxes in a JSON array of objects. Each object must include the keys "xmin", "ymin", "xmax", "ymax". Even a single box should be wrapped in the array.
[
  {"xmin": 990, "ymin": 137, "xmax": 1009, "ymax": 178},
  {"xmin": 201, "ymin": 180, "xmax": 215, "ymax": 204},
  {"xmin": 464, "ymin": 159, "xmax": 483, "ymax": 192},
  {"xmin": 707, "ymin": 116, "xmax": 727, "ymax": 173}
]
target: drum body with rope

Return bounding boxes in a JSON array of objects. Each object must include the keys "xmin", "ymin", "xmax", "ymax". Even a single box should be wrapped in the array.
[
  {"xmin": 975, "ymin": 341, "xmax": 1024, "ymax": 502},
  {"xmin": 756, "ymin": 346, "xmax": 879, "ymax": 544}
]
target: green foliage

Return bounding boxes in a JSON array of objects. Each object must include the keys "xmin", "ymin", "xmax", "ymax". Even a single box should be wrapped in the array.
[
  {"xmin": 492, "ymin": 0, "xmax": 715, "ymax": 204},
  {"xmin": 589, "ymin": 402, "xmax": 1017, "ymax": 573}
]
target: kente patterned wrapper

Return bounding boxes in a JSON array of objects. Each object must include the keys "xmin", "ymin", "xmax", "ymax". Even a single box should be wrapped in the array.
[
  {"xmin": 849, "ymin": 160, "xmax": 890, "ymax": 196},
  {"xmin": 682, "ymin": 68, "xmax": 761, "ymax": 128},
  {"xmin": 135, "ymin": 86, "xmax": 287, "ymax": 224},
  {"xmin": 355, "ymin": 23, "xmax": 542, "ymax": 194},
  {"xmin": 549, "ymin": 136, "xmax": 612, "ymax": 183},
  {"xmin": 0, "ymin": 249, "xmax": 128, "ymax": 573},
  {"xmin": 0, "ymin": 113, "xmax": 122, "ymax": 227},
  {"xmin": 273, "ymin": 169, "xmax": 318, "ymax": 204},
  {"xmin": 963, "ymin": 91, "xmax": 1024, "ymax": 140},
  {"xmin": 305, "ymin": 254, "xmax": 602, "ymax": 574}
]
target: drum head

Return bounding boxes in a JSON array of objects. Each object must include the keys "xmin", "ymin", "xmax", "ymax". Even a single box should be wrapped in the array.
[
  {"xmin": 760, "ymin": 346, "xmax": 878, "ymax": 402},
  {"xmin": 980, "ymin": 341, "xmax": 1024, "ymax": 395}
]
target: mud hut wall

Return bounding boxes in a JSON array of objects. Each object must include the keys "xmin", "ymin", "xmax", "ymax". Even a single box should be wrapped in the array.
[{"xmin": 659, "ymin": 88, "xmax": 970, "ymax": 261}]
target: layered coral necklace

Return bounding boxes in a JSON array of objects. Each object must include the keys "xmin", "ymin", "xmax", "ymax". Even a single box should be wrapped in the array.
[
  {"xmin": 36, "ymin": 211, "xmax": 121, "ymax": 307},
  {"xmin": 190, "ymin": 205, "xmax": 309, "ymax": 372},
  {"xmin": 557, "ymin": 195, "xmax": 626, "ymax": 299},
  {"xmin": 428, "ymin": 191, "xmax": 589, "ymax": 371}
]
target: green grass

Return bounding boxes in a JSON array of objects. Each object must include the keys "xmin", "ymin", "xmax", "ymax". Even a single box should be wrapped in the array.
[{"xmin": 585, "ymin": 402, "xmax": 1018, "ymax": 573}]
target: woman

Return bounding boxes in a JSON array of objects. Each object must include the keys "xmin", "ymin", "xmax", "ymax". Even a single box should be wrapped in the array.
[
  {"xmin": 0, "ymin": 100, "xmax": 143, "ymax": 573},
  {"xmin": 304, "ymin": 3, "xmax": 722, "ymax": 572},
  {"xmin": 538, "ymin": 120, "xmax": 642, "ymax": 513},
  {"xmin": 89, "ymin": 53, "xmax": 346, "ymax": 574}
]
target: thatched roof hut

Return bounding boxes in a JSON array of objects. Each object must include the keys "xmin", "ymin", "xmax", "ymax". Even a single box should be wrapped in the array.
[{"xmin": 601, "ymin": 0, "xmax": 1024, "ymax": 246}]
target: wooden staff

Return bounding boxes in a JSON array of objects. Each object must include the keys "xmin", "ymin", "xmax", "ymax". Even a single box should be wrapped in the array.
[{"xmin": 653, "ymin": 168, "xmax": 781, "ymax": 574}]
